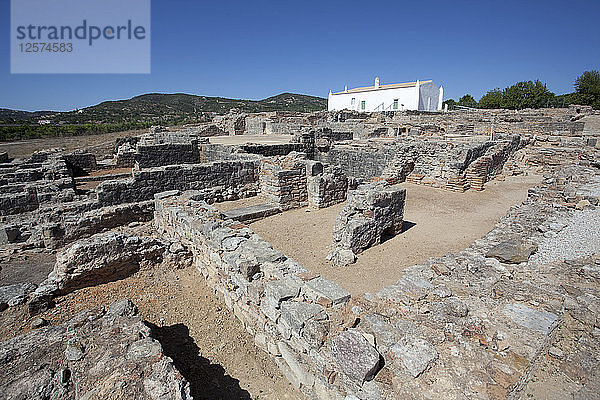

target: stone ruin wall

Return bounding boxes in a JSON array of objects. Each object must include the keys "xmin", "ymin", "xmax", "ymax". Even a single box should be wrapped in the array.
[
  {"xmin": 152, "ymin": 158, "xmax": 600, "ymax": 400},
  {"xmin": 96, "ymin": 160, "xmax": 259, "ymax": 206},
  {"xmin": 154, "ymin": 192, "xmax": 363, "ymax": 400},
  {"xmin": 259, "ymin": 154, "xmax": 308, "ymax": 210},
  {"xmin": 328, "ymin": 182, "xmax": 406, "ymax": 266},
  {"xmin": 134, "ymin": 136, "xmax": 201, "ymax": 169}
]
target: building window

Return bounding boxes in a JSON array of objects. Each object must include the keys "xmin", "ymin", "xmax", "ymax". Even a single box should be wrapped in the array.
[
  {"xmin": 351, "ymin": 97, "xmax": 355, "ymax": 106},
  {"xmin": 393, "ymin": 99, "xmax": 398, "ymax": 110},
  {"xmin": 361, "ymin": 100, "xmax": 366, "ymax": 110}
]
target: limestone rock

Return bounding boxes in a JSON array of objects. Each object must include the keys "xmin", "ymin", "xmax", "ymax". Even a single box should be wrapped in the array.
[
  {"xmin": 329, "ymin": 182, "xmax": 405, "ymax": 266},
  {"xmin": 0, "ymin": 299, "xmax": 191, "ymax": 400},
  {"xmin": 486, "ymin": 239, "xmax": 537, "ymax": 264},
  {"xmin": 28, "ymin": 232, "xmax": 164, "ymax": 315},
  {"xmin": 389, "ymin": 337, "xmax": 438, "ymax": 378},
  {"xmin": 330, "ymin": 329, "xmax": 381, "ymax": 382}
]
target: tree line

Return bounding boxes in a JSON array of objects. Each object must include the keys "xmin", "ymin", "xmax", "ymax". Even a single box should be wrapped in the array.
[
  {"xmin": 0, "ymin": 121, "xmax": 153, "ymax": 142},
  {"xmin": 444, "ymin": 70, "xmax": 600, "ymax": 110}
]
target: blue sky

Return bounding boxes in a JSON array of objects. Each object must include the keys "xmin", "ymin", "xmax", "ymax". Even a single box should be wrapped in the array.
[{"xmin": 1, "ymin": 0, "xmax": 599, "ymax": 111}]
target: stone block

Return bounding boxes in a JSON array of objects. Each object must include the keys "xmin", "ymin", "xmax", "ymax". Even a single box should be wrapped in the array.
[
  {"xmin": 303, "ymin": 276, "xmax": 351, "ymax": 306},
  {"xmin": 265, "ymin": 278, "xmax": 300, "ymax": 308},
  {"xmin": 280, "ymin": 301, "xmax": 327, "ymax": 334},
  {"xmin": 330, "ymin": 329, "xmax": 381, "ymax": 383},
  {"xmin": 388, "ymin": 337, "xmax": 438, "ymax": 378}
]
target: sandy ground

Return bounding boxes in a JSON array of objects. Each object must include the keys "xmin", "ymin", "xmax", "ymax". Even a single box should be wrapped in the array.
[
  {"xmin": 0, "ymin": 129, "xmax": 147, "ymax": 160},
  {"xmin": 0, "ymin": 250, "xmax": 56, "ymax": 286},
  {"xmin": 0, "ymin": 258, "xmax": 302, "ymax": 400},
  {"xmin": 249, "ymin": 174, "xmax": 541, "ymax": 295}
]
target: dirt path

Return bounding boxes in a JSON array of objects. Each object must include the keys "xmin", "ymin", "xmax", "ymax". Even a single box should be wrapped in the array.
[{"xmin": 250, "ymin": 174, "xmax": 541, "ymax": 295}]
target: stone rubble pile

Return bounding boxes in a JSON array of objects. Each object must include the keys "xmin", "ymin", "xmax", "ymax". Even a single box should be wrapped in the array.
[{"xmin": 0, "ymin": 299, "xmax": 191, "ymax": 400}]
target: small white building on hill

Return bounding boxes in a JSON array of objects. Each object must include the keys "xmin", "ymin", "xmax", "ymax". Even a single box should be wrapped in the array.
[{"xmin": 328, "ymin": 77, "xmax": 443, "ymax": 112}]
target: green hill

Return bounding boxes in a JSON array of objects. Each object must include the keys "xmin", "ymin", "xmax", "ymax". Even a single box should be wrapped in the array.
[{"xmin": 1, "ymin": 92, "xmax": 327, "ymax": 126}]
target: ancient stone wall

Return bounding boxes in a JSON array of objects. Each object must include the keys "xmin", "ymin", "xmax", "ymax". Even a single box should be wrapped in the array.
[
  {"xmin": 328, "ymin": 182, "xmax": 405, "ymax": 266},
  {"xmin": 306, "ymin": 161, "xmax": 348, "ymax": 209},
  {"xmin": 134, "ymin": 132, "xmax": 201, "ymax": 168},
  {"xmin": 154, "ymin": 193, "xmax": 371, "ymax": 400},
  {"xmin": 0, "ymin": 151, "xmax": 76, "ymax": 216},
  {"xmin": 259, "ymin": 154, "xmax": 308, "ymax": 210},
  {"xmin": 96, "ymin": 160, "xmax": 259, "ymax": 206},
  {"xmin": 63, "ymin": 151, "xmax": 97, "ymax": 175}
]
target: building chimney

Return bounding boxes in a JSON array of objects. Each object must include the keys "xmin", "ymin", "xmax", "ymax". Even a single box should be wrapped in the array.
[{"xmin": 374, "ymin": 76, "xmax": 380, "ymax": 89}]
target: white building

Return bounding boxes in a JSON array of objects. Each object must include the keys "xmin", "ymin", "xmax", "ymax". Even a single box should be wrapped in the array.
[{"xmin": 328, "ymin": 77, "xmax": 443, "ymax": 112}]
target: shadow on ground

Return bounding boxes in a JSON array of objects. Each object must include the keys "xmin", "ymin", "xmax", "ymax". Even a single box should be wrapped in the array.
[
  {"xmin": 147, "ymin": 322, "xmax": 251, "ymax": 400},
  {"xmin": 381, "ymin": 220, "xmax": 417, "ymax": 243}
]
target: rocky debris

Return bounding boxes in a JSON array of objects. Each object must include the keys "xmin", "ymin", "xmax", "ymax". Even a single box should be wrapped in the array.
[
  {"xmin": 28, "ymin": 232, "xmax": 164, "ymax": 315},
  {"xmin": 388, "ymin": 337, "xmax": 438, "ymax": 378},
  {"xmin": 503, "ymin": 303, "xmax": 559, "ymax": 334},
  {"xmin": 328, "ymin": 181, "xmax": 405, "ymax": 266},
  {"xmin": 531, "ymin": 207, "xmax": 600, "ymax": 265},
  {"xmin": 0, "ymin": 283, "xmax": 36, "ymax": 310},
  {"xmin": 330, "ymin": 329, "xmax": 381, "ymax": 383},
  {"xmin": 485, "ymin": 238, "xmax": 538, "ymax": 264},
  {"xmin": 0, "ymin": 299, "xmax": 191, "ymax": 400}
]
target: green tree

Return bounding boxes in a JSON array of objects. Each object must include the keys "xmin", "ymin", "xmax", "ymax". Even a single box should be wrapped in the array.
[
  {"xmin": 457, "ymin": 94, "xmax": 477, "ymax": 108},
  {"xmin": 443, "ymin": 99, "xmax": 457, "ymax": 110},
  {"xmin": 501, "ymin": 80, "xmax": 554, "ymax": 109},
  {"xmin": 478, "ymin": 89, "xmax": 503, "ymax": 109},
  {"xmin": 574, "ymin": 70, "xmax": 600, "ymax": 108}
]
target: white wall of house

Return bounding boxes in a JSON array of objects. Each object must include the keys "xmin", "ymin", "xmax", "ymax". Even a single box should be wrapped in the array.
[
  {"xmin": 418, "ymin": 81, "xmax": 442, "ymax": 112},
  {"xmin": 328, "ymin": 79, "xmax": 443, "ymax": 112}
]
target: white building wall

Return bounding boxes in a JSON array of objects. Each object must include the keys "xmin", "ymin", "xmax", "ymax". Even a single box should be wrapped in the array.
[
  {"xmin": 328, "ymin": 80, "xmax": 444, "ymax": 112},
  {"xmin": 328, "ymin": 86, "xmax": 418, "ymax": 112},
  {"xmin": 418, "ymin": 81, "xmax": 442, "ymax": 111}
]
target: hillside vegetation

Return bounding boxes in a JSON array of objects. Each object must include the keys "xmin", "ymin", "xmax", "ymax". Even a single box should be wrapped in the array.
[{"xmin": 0, "ymin": 92, "xmax": 327, "ymax": 141}]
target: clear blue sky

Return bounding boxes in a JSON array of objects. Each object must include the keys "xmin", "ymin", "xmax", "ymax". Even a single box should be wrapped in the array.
[{"xmin": 1, "ymin": 0, "xmax": 599, "ymax": 111}]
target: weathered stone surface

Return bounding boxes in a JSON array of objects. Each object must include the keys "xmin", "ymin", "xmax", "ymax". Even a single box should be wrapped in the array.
[
  {"xmin": 329, "ymin": 182, "xmax": 405, "ymax": 266},
  {"xmin": 330, "ymin": 329, "xmax": 381, "ymax": 383},
  {"xmin": 303, "ymin": 276, "xmax": 351, "ymax": 306},
  {"xmin": 265, "ymin": 278, "xmax": 300, "ymax": 307},
  {"xmin": 389, "ymin": 337, "xmax": 438, "ymax": 378},
  {"xmin": 278, "ymin": 341, "xmax": 316, "ymax": 388},
  {"xmin": 29, "ymin": 232, "xmax": 164, "ymax": 314},
  {"xmin": 280, "ymin": 301, "xmax": 327, "ymax": 334},
  {"xmin": 0, "ymin": 299, "xmax": 191, "ymax": 400},
  {"xmin": 486, "ymin": 239, "xmax": 538, "ymax": 264},
  {"xmin": 503, "ymin": 303, "xmax": 559, "ymax": 334},
  {"xmin": 0, "ymin": 283, "xmax": 36, "ymax": 308},
  {"xmin": 0, "ymin": 224, "xmax": 21, "ymax": 244}
]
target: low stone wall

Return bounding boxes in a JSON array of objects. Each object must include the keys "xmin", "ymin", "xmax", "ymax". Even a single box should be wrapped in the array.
[
  {"xmin": 96, "ymin": 160, "xmax": 259, "ymax": 206},
  {"xmin": 41, "ymin": 200, "xmax": 155, "ymax": 249},
  {"xmin": 328, "ymin": 182, "xmax": 405, "ymax": 266},
  {"xmin": 259, "ymin": 154, "xmax": 308, "ymax": 210},
  {"xmin": 63, "ymin": 151, "xmax": 97, "ymax": 175},
  {"xmin": 135, "ymin": 133, "xmax": 201, "ymax": 168},
  {"xmin": 154, "ymin": 192, "xmax": 377, "ymax": 400},
  {"xmin": 306, "ymin": 161, "xmax": 348, "ymax": 209}
]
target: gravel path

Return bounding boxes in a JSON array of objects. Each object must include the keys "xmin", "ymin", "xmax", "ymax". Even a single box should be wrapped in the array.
[{"xmin": 531, "ymin": 208, "xmax": 600, "ymax": 265}]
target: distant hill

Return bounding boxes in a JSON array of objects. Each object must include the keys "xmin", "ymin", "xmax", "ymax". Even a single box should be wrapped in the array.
[{"xmin": 0, "ymin": 92, "xmax": 328, "ymax": 125}]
